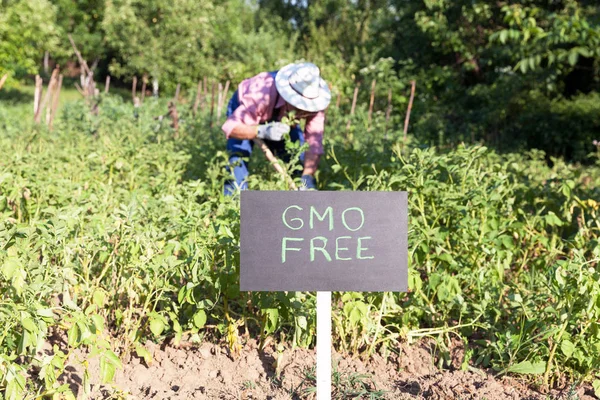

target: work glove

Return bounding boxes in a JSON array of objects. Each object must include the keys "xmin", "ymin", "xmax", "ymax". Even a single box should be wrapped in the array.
[
  {"xmin": 256, "ymin": 122, "xmax": 290, "ymax": 141},
  {"xmin": 299, "ymin": 174, "xmax": 317, "ymax": 190}
]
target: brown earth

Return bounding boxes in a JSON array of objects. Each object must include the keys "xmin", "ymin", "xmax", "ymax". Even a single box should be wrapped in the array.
[{"xmin": 57, "ymin": 337, "xmax": 597, "ymax": 400}]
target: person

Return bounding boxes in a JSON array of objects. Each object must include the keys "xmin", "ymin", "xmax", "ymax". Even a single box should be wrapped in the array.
[{"xmin": 221, "ymin": 62, "xmax": 331, "ymax": 195}]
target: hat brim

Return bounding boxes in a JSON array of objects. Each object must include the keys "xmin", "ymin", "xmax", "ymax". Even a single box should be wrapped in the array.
[{"xmin": 275, "ymin": 63, "xmax": 331, "ymax": 113}]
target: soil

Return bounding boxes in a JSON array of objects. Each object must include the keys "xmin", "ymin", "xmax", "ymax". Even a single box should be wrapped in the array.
[{"xmin": 57, "ymin": 336, "xmax": 598, "ymax": 400}]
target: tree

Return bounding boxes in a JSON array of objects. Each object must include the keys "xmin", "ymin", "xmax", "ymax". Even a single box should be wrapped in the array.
[
  {"xmin": 0, "ymin": 0, "xmax": 61, "ymax": 82},
  {"xmin": 490, "ymin": 1, "xmax": 600, "ymax": 95}
]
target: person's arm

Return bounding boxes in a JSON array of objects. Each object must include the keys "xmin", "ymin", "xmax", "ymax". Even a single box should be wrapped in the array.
[
  {"xmin": 303, "ymin": 111, "xmax": 326, "ymax": 176},
  {"xmin": 302, "ymin": 151, "xmax": 320, "ymax": 176},
  {"xmin": 229, "ymin": 123, "xmax": 258, "ymax": 140}
]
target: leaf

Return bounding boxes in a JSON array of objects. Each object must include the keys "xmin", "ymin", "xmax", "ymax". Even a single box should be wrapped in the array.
[
  {"xmin": 100, "ymin": 350, "xmax": 122, "ymax": 384},
  {"xmin": 560, "ymin": 340, "xmax": 575, "ymax": 358},
  {"xmin": 568, "ymin": 51, "xmax": 579, "ymax": 66},
  {"xmin": 21, "ymin": 316, "xmax": 37, "ymax": 333},
  {"xmin": 499, "ymin": 30, "xmax": 508, "ymax": 44},
  {"xmin": 545, "ymin": 212, "xmax": 563, "ymax": 227},
  {"xmin": 193, "ymin": 309, "xmax": 207, "ymax": 329},
  {"xmin": 135, "ymin": 343, "xmax": 152, "ymax": 365},
  {"xmin": 263, "ymin": 308, "xmax": 279, "ymax": 334},
  {"xmin": 149, "ymin": 318, "xmax": 164, "ymax": 337},
  {"xmin": 518, "ymin": 60, "xmax": 527, "ymax": 74},
  {"xmin": 67, "ymin": 322, "xmax": 80, "ymax": 347},
  {"xmin": 1, "ymin": 258, "xmax": 19, "ymax": 279},
  {"xmin": 169, "ymin": 312, "xmax": 181, "ymax": 333},
  {"xmin": 331, "ymin": 164, "xmax": 342, "ymax": 173},
  {"xmin": 592, "ymin": 380, "xmax": 600, "ymax": 398},
  {"xmin": 92, "ymin": 289, "xmax": 107, "ymax": 307},
  {"xmin": 91, "ymin": 314, "xmax": 104, "ymax": 333},
  {"xmin": 178, "ymin": 286, "xmax": 187, "ymax": 304},
  {"xmin": 36, "ymin": 308, "xmax": 54, "ymax": 319},
  {"xmin": 507, "ymin": 360, "xmax": 546, "ymax": 375},
  {"xmin": 296, "ymin": 315, "xmax": 307, "ymax": 330}
]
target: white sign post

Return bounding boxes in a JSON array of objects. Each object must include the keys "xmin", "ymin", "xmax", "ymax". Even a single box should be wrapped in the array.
[{"xmin": 316, "ymin": 291, "xmax": 332, "ymax": 399}]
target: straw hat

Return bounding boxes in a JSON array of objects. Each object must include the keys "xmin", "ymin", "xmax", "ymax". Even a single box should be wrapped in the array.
[{"xmin": 275, "ymin": 62, "xmax": 331, "ymax": 113}]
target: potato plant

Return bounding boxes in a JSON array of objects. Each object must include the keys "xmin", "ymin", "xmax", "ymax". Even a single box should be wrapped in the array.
[{"xmin": 0, "ymin": 94, "xmax": 599, "ymax": 398}]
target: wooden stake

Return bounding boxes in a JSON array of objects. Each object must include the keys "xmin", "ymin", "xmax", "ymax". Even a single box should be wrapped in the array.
[
  {"xmin": 86, "ymin": 74, "xmax": 95, "ymax": 98},
  {"xmin": 34, "ymin": 76, "xmax": 43, "ymax": 118},
  {"xmin": 335, "ymin": 91, "xmax": 341, "ymax": 108},
  {"xmin": 74, "ymin": 83, "xmax": 86, "ymax": 97},
  {"xmin": 36, "ymin": 67, "xmax": 59, "ymax": 124},
  {"xmin": 346, "ymin": 84, "xmax": 359, "ymax": 131},
  {"xmin": 385, "ymin": 88, "xmax": 392, "ymax": 136},
  {"xmin": 192, "ymin": 80, "xmax": 202, "ymax": 117},
  {"xmin": 49, "ymin": 75, "xmax": 63, "ymax": 130},
  {"xmin": 209, "ymin": 81, "xmax": 216, "ymax": 127},
  {"xmin": 174, "ymin": 83, "xmax": 181, "ymax": 103},
  {"xmin": 202, "ymin": 76, "xmax": 208, "ymax": 111},
  {"xmin": 105, "ymin": 76, "xmax": 110, "ymax": 93},
  {"xmin": 168, "ymin": 101, "xmax": 179, "ymax": 135},
  {"xmin": 222, "ymin": 80, "xmax": 230, "ymax": 111},
  {"xmin": 368, "ymin": 80, "xmax": 376, "ymax": 129},
  {"xmin": 141, "ymin": 74, "xmax": 148, "ymax": 104},
  {"xmin": 403, "ymin": 81, "xmax": 416, "ymax": 141},
  {"xmin": 46, "ymin": 80, "xmax": 56, "ymax": 125},
  {"xmin": 44, "ymin": 51, "xmax": 50, "ymax": 74},
  {"xmin": 68, "ymin": 34, "xmax": 91, "ymax": 76},
  {"xmin": 217, "ymin": 82, "xmax": 223, "ymax": 121},
  {"xmin": 132, "ymin": 76, "xmax": 137, "ymax": 103},
  {"xmin": 0, "ymin": 73, "xmax": 8, "ymax": 92}
]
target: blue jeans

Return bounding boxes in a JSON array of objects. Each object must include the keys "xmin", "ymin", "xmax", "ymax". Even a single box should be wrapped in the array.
[{"xmin": 224, "ymin": 89, "xmax": 305, "ymax": 195}]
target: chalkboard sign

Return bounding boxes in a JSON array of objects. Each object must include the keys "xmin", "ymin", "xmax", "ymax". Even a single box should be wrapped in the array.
[{"xmin": 240, "ymin": 191, "xmax": 408, "ymax": 292}]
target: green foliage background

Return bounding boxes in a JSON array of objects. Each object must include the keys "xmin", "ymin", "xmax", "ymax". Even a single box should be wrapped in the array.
[{"xmin": 1, "ymin": 0, "xmax": 599, "ymax": 160}]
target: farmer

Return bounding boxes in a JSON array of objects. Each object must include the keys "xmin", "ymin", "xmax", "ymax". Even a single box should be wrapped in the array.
[{"xmin": 221, "ymin": 62, "xmax": 331, "ymax": 195}]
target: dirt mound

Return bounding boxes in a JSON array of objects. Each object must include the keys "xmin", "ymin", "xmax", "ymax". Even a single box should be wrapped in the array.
[{"xmin": 60, "ymin": 339, "xmax": 597, "ymax": 399}]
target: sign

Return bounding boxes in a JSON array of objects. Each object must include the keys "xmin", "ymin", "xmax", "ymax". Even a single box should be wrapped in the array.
[{"xmin": 240, "ymin": 191, "xmax": 408, "ymax": 292}]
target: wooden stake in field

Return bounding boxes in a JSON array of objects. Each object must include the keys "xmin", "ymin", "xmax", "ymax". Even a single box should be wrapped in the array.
[
  {"xmin": 168, "ymin": 101, "xmax": 179, "ymax": 136},
  {"xmin": 346, "ymin": 84, "xmax": 359, "ymax": 131},
  {"xmin": 192, "ymin": 79, "xmax": 202, "ymax": 117},
  {"xmin": 44, "ymin": 51, "xmax": 50, "ymax": 74},
  {"xmin": 141, "ymin": 75, "xmax": 148, "ymax": 104},
  {"xmin": 335, "ymin": 89, "xmax": 341, "ymax": 108},
  {"xmin": 202, "ymin": 76, "xmax": 208, "ymax": 111},
  {"xmin": 0, "ymin": 73, "xmax": 8, "ymax": 92},
  {"xmin": 132, "ymin": 76, "xmax": 137, "ymax": 103},
  {"xmin": 367, "ymin": 79, "xmax": 376, "ymax": 130},
  {"xmin": 403, "ymin": 80, "xmax": 416, "ymax": 141},
  {"xmin": 174, "ymin": 83, "xmax": 181, "ymax": 103},
  {"xmin": 35, "ymin": 67, "xmax": 59, "ymax": 124},
  {"xmin": 68, "ymin": 34, "xmax": 93, "ymax": 92},
  {"xmin": 384, "ymin": 88, "xmax": 392, "ymax": 137},
  {"xmin": 216, "ymin": 82, "xmax": 223, "ymax": 121},
  {"xmin": 209, "ymin": 81, "xmax": 216, "ymax": 128},
  {"xmin": 105, "ymin": 76, "xmax": 110, "ymax": 93},
  {"xmin": 68, "ymin": 34, "xmax": 98, "ymax": 111},
  {"xmin": 34, "ymin": 76, "xmax": 43, "ymax": 118},
  {"xmin": 221, "ymin": 80, "xmax": 230, "ymax": 115},
  {"xmin": 46, "ymin": 73, "xmax": 60, "ymax": 125},
  {"xmin": 48, "ymin": 75, "xmax": 63, "ymax": 130}
]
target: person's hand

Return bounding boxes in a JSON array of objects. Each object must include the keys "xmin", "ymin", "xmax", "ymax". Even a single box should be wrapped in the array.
[
  {"xmin": 299, "ymin": 174, "xmax": 317, "ymax": 190},
  {"xmin": 256, "ymin": 122, "xmax": 290, "ymax": 141}
]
